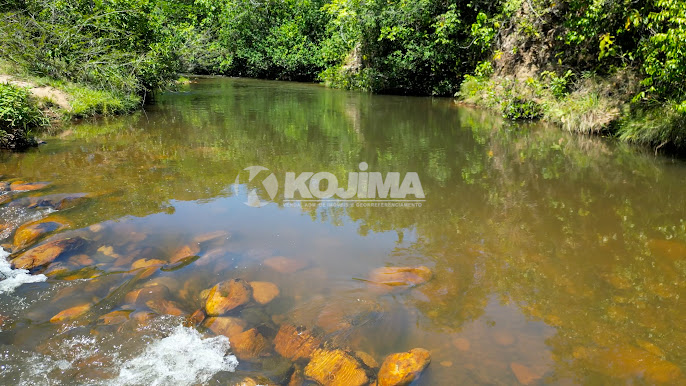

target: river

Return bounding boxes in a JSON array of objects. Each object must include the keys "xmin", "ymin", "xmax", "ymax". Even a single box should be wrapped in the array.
[{"xmin": 0, "ymin": 77, "xmax": 685, "ymax": 385}]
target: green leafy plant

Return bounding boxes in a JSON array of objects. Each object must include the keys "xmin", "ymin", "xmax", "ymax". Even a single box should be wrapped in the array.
[{"xmin": 0, "ymin": 83, "xmax": 46, "ymax": 149}]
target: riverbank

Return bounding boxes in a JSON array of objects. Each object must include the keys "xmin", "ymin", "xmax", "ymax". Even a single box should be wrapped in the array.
[
  {"xmin": 0, "ymin": 61, "xmax": 141, "ymax": 149},
  {"xmin": 458, "ymin": 70, "xmax": 686, "ymax": 152}
]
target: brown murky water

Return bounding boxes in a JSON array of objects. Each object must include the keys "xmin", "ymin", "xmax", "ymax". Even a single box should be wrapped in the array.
[{"xmin": 1, "ymin": 77, "xmax": 685, "ymax": 385}]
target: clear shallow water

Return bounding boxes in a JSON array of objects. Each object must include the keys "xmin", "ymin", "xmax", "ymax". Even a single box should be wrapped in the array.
[{"xmin": 0, "ymin": 77, "xmax": 685, "ymax": 385}]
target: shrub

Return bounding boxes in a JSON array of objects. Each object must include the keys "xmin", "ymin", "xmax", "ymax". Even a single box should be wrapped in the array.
[{"xmin": 0, "ymin": 83, "xmax": 45, "ymax": 149}]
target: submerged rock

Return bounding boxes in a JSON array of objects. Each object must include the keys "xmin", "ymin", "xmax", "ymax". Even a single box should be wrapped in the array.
[
  {"xmin": 12, "ymin": 216, "xmax": 70, "ymax": 250},
  {"xmin": 355, "ymin": 351, "xmax": 379, "ymax": 369},
  {"xmin": 205, "ymin": 316, "xmax": 246, "ymax": 339},
  {"xmin": 510, "ymin": 362, "xmax": 543, "ymax": 385},
  {"xmin": 249, "ymin": 281, "xmax": 280, "ymax": 305},
  {"xmin": 368, "ymin": 266, "xmax": 432, "ymax": 291},
  {"xmin": 9, "ymin": 181, "xmax": 50, "ymax": 192},
  {"xmin": 12, "ymin": 237, "xmax": 86, "ymax": 269},
  {"xmin": 377, "ymin": 348, "xmax": 431, "ymax": 386},
  {"xmin": 9, "ymin": 193, "xmax": 89, "ymax": 210},
  {"xmin": 205, "ymin": 279, "xmax": 252, "ymax": 316},
  {"xmin": 170, "ymin": 243, "xmax": 200, "ymax": 264},
  {"xmin": 264, "ymin": 256, "xmax": 306, "ymax": 273},
  {"xmin": 274, "ymin": 324, "xmax": 321, "ymax": 360},
  {"xmin": 304, "ymin": 348, "xmax": 369, "ymax": 386},
  {"xmin": 146, "ymin": 299, "xmax": 186, "ymax": 317},
  {"xmin": 50, "ymin": 303, "xmax": 91, "ymax": 323},
  {"xmin": 98, "ymin": 310, "xmax": 133, "ymax": 325},
  {"xmin": 231, "ymin": 328, "xmax": 270, "ymax": 360},
  {"xmin": 192, "ymin": 230, "xmax": 230, "ymax": 244},
  {"xmin": 185, "ymin": 309, "xmax": 206, "ymax": 327}
]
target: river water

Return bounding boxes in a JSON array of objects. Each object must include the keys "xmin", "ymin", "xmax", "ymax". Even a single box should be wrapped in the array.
[{"xmin": 0, "ymin": 77, "xmax": 685, "ymax": 385}]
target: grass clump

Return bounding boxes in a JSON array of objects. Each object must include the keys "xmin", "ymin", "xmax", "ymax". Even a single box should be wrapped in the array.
[
  {"xmin": 62, "ymin": 84, "xmax": 139, "ymax": 118},
  {"xmin": 0, "ymin": 82, "xmax": 47, "ymax": 149}
]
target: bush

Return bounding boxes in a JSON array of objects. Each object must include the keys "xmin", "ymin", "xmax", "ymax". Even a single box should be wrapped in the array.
[
  {"xmin": 0, "ymin": 83, "xmax": 45, "ymax": 149},
  {"xmin": 502, "ymin": 98, "xmax": 543, "ymax": 120}
]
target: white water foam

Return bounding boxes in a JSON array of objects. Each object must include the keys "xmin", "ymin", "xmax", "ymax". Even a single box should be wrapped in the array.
[
  {"xmin": 114, "ymin": 325, "xmax": 238, "ymax": 386},
  {"xmin": 0, "ymin": 248, "xmax": 47, "ymax": 295}
]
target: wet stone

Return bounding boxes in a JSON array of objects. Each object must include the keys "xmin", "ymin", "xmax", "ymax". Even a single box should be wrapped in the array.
[
  {"xmin": 205, "ymin": 279, "xmax": 252, "ymax": 316},
  {"xmin": 184, "ymin": 309, "xmax": 206, "ymax": 327},
  {"xmin": 368, "ymin": 266, "xmax": 432, "ymax": 292},
  {"xmin": 304, "ymin": 348, "xmax": 369, "ymax": 386},
  {"xmin": 170, "ymin": 243, "xmax": 200, "ymax": 264},
  {"xmin": 50, "ymin": 304, "xmax": 91, "ymax": 323},
  {"xmin": 193, "ymin": 230, "xmax": 230, "ymax": 244},
  {"xmin": 249, "ymin": 281, "xmax": 280, "ymax": 305},
  {"xmin": 510, "ymin": 362, "xmax": 543, "ymax": 385},
  {"xmin": 98, "ymin": 310, "xmax": 133, "ymax": 325},
  {"xmin": 264, "ymin": 256, "xmax": 306, "ymax": 273},
  {"xmin": 205, "ymin": 316, "xmax": 246, "ymax": 339},
  {"xmin": 12, "ymin": 237, "xmax": 86, "ymax": 270},
  {"xmin": 377, "ymin": 348, "xmax": 431, "ymax": 386},
  {"xmin": 274, "ymin": 324, "xmax": 321, "ymax": 360},
  {"xmin": 146, "ymin": 299, "xmax": 186, "ymax": 316},
  {"xmin": 12, "ymin": 217, "xmax": 70, "ymax": 250},
  {"xmin": 231, "ymin": 328, "xmax": 270, "ymax": 360},
  {"xmin": 9, "ymin": 181, "xmax": 50, "ymax": 192},
  {"xmin": 9, "ymin": 193, "xmax": 89, "ymax": 210}
]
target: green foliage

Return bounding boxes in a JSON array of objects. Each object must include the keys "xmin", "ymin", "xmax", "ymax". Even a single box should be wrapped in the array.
[
  {"xmin": 0, "ymin": 83, "xmax": 45, "ymax": 149},
  {"xmin": 502, "ymin": 98, "xmax": 543, "ymax": 120},
  {"xmin": 0, "ymin": 0, "xmax": 183, "ymax": 98}
]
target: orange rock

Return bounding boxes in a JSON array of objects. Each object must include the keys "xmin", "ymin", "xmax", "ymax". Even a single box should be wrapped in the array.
[
  {"xmin": 204, "ymin": 316, "xmax": 246, "ymax": 339},
  {"xmin": 192, "ymin": 230, "xmax": 230, "ymax": 243},
  {"xmin": 13, "ymin": 217, "xmax": 69, "ymax": 250},
  {"xmin": 440, "ymin": 361, "xmax": 453, "ymax": 367},
  {"xmin": 170, "ymin": 243, "xmax": 200, "ymax": 264},
  {"xmin": 10, "ymin": 181, "xmax": 50, "ymax": 191},
  {"xmin": 12, "ymin": 237, "xmax": 86, "ymax": 269},
  {"xmin": 97, "ymin": 245, "xmax": 121, "ymax": 259},
  {"xmin": 124, "ymin": 288, "xmax": 143, "ymax": 304},
  {"xmin": 378, "ymin": 348, "xmax": 431, "ymax": 386},
  {"xmin": 288, "ymin": 365, "xmax": 305, "ymax": 386},
  {"xmin": 231, "ymin": 328, "xmax": 269, "ymax": 359},
  {"xmin": 184, "ymin": 309, "xmax": 206, "ymax": 327},
  {"xmin": 131, "ymin": 311, "xmax": 157, "ymax": 324},
  {"xmin": 264, "ymin": 256, "xmax": 306, "ymax": 273},
  {"xmin": 43, "ymin": 262, "xmax": 70, "ymax": 277},
  {"xmin": 368, "ymin": 266, "xmax": 432, "ymax": 291},
  {"xmin": 50, "ymin": 304, "xmax": 91, "ymax": 323},
  {"xmin": 452, "ymin": 337, "xmax": 471, "ymax": 351},
  {"xmin": 355, "ymin": 351, "xmax": 379, "ymax": 369},
  {"xmin": 204, "ymin": 279, "xmax": 252, "ymax": 316},
  {"xmin": 249, "ymin": 281, "xmax": 280, "ymax": 305},
  {"xmin": 274, "ymin": 324, "xmax": 321, "ymax": 360},
  {"xmin": 98, "ymin": 310, "xmax": 132, "ymax": 325},
  {"xmin": 510, "ymin": 363, "xmax": 542, "ymax": 385},
  {"xmin": 304, "ymin": 349, "xmax": 369, "ymax": 386},
  {"xmin": 69, "ymin": 254, "xmax": 94, "ymax": 266},
  {"xmin": 146, "ymin": 299, "xmax": 186, "ymax": 316},
  {"xmin": 131, "ymin": 258, "xmax": 166, "ymax": 270}
]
